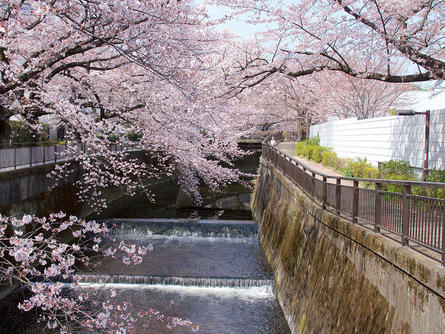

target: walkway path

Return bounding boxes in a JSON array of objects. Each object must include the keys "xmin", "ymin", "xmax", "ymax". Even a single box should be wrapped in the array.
[{"xmin": 276, "ymin": 142, "xmax": 354, "ymax": 187}]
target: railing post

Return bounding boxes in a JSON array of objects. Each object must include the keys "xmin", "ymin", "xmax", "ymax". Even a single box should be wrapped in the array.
[
  {"xmin": 14, "ymin": 147, "xmax": 17, "ymax": 170},
  {"xmin": 54, "ymin": 144, "xmax": 57, "ymax": 163},
  {"xmin": 322, "ymin": 176, "xmax": 327, "ymax": 209},
  {"xmin": 311, "ymin": 172, "xmax": 316, "ymax": 199},
  {"xmin": 374, "ymin": 182, "xmax": 382, "ymax": 233},
  {"xmin": 442, "ymin": 204, "xmax": 445, "ymax": 266},
  {"xmin": 29, "ymin": 145, "xmax": 32, "ymax": 167},
  {"xmin": 42, "ymin": 145, "xmax": 46, "ymax": 165},
  {"xmin": 353, "ymin": 180, "xmax": 359, "ymax": 224},
  {"xmin": 336, "ymin": 178, "xmax": 341, "ymax": 214},
  {"xmin": 402, "ymin": 184, "xmax": 411, "ymax": 246}
]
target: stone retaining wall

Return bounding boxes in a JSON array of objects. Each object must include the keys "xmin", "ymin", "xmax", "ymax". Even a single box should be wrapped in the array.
[{"xmin": 252, "ymin": 157, "xmax": 445, "ymax": 333}]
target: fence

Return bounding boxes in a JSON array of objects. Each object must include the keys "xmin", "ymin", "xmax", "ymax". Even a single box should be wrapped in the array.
[
  {"xmin": 263, "ymin": 131, "xmax": 445, "ymax": 265},
  {"xmin": 0, "ymin": 141, "xmax": 137, "ymax": 172}
]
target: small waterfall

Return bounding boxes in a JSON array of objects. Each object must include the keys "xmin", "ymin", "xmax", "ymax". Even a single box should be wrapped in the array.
[
  {"xmin": 56, "ymin": 274, "xmax": 273, "ymax": 288},
  {"xmin": 105, "ymin": 219, "xmax": 258, "ymax": 238}
]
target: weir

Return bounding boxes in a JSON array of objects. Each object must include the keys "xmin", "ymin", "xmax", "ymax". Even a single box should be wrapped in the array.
[
  {"xmin": 2, "ymin": 217, "xmax": 291, "ymax": 333},
  {"xmin": 66, "ymin": 274, "xmax": 273, "ymax": 288},
  {"xmin": 0, "ymin": 151, "xmax": 293, "ymax": 333}
]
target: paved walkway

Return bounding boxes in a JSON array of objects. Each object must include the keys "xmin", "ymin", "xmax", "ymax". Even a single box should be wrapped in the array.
[{"xmin": 276, "ymin": 142, "xmax": 354, "ymax": 186}]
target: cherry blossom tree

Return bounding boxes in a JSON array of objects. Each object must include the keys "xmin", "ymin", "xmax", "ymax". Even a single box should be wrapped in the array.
[
  {"xmin": 234, "ymin": 73, "xmax": 315, "ymax": 139},
  {"xmin": 0, "ymin": 0, "xmax": 259, "ymax": 207},
  {"xmin": 0, "ymin": 1, "xmax": 258, "ymax": 332},
  {"xmin": 213, "ymin": 0, "xmax": 445, "ymax": 94},
  {"xmin": 309, "ymin": 71, "xmax": 414, "ymax": 119}
]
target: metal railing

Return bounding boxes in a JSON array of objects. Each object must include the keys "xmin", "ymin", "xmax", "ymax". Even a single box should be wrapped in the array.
[
  {"xmin": 263, "ymin": 131, "xmax": 445, "ymax": 265},
  {"xmin": 0, "ymin": 141, "xmax": 140, "ymax": 172}
]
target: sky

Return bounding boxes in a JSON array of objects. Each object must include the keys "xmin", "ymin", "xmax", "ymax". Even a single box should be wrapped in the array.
[{"xmin": 204, "ymin": 4, "xmax": 268, "ymax": 39}]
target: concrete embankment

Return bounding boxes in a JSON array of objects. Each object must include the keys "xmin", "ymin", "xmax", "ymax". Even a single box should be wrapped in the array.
[
  {"xmin": 252, "ymin": 157, "xmax": 445, "ymax": 333},
  {"xmin": 0, "ymin": 163, "xmax": 79, "ymax": 217}
]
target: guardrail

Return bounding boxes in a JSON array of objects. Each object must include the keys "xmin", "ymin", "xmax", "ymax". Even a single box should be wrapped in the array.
[
  {"xmin": 0, "ymin": 141, "xmax": 139, "ymax": 172},
  {"xmin": 263, "ymin": 131, "xmax": 445, "ymax": 265}
]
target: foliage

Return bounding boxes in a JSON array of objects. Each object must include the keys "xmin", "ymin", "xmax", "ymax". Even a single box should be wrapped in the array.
[
  {"xmin": 295, "ymin": 143, "xmax": 445, "ymax": 199},
  {"xmin": 303, "ymin": 145, "xmax": 315, "ymax": 159},
  {"xmin": 9, "ymin": 121, "xmax": 49, "ymax": 144},
  {"xmin": 296, "ymin": 139, "xmax": 379, "ymax": 178},
  {"xmin": 310, "ymin": 146, "xmax": 323, "ymax": 163},
  {"xmin": 306, "ymin": 135, "xmax": 320, "ymax": 146},
  {"xmin": 295, "ymin": 137, "xmax": 328, "ymax": 163},
  {"xmin": 379, "ymin": 160, "xmax": 415, "ymax": 180},
  {"xmin": 383, "ymin": 174, "xmax": 419, "ymax": 194},
  {"xmin": 127, "ymin": 132, "xmax": 142, "ymax": 142},
  {"xmin": 321, "ymin": 151, "xmax": 337, "ymax": 168},
  {"xmin": 295, "ymin": 141, "xmax": 307, "ymax": 156},
  {"xmin": 363, "ymin": 167, "xmax": 379, "ymax": 179},
  {"xmin": 415, "ymin": 169, "xmax": 445, "ymax": 199},
  {"xmin": 377, "ymin": 160, "xmax": 418, "ymax": 193},
  {"xmin": 426, "ymin": 169, "xmax": 445, "ymax": 184},
  {"xmin": 348, "ymin": 158, "xmax": 368, "ymax": 178},
  {"xmin": 107, "ymin": 134, "xmax": 119, "ymax": 143}
]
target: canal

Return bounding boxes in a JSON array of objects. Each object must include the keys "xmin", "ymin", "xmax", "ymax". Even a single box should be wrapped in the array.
[{"xmin": 0, "ymin": 151, "xmax": 291, "ymax": 333}]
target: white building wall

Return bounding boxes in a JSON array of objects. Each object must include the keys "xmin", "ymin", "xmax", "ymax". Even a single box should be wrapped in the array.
[{"xmin": 310, "ymin": 109, "xmax": 445, "ymax": 171}]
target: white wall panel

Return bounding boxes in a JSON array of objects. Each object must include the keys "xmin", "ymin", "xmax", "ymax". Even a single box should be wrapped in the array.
[{"xmin": 310, "ymin": 109, "xmax": 445, "ymax": 170}]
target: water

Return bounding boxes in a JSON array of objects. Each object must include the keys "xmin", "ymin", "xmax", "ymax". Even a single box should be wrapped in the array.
[
  {"xmin": 83, "ymin": 235, "xmax": 272, "ymax": 278},
  {"xmin": 0, "ymin": 152, "xmax": 291, "ymax": 333},
  {"xmin": 0, "ymin": 220, "xmax": 290, "ymax": 333},
  {"xmin": 66, "ymin": 284, "xmax": 289, "ymax": 334}
]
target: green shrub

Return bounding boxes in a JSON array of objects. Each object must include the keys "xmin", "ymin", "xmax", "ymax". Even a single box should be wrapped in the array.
[
  {"xmin": 108, "ymin": 134, "xmax": 119, "ymax": 142},
  {"xmin": 379, "ymin": 160, "xmax": 414, "ymax": 179},
  {"xmin": 9, "ymin": 120, "xmax": 49, "ymax": 144},
  {"xmin": 419, "ymin": 169, "xmax": 445, "ymax": 199},
  {"xmin": 348, "ymin": 158, "xmax": 370, "ymax": 178},
  {"xmin": 383, "ymin": 174, "xmax": 418, "ymax": 193},
  {"xmin": 295, "ymin": 138, "xmax": 331, "ymax": 163},
  {"xmin": 303, "ymin": 144, "xmax": 315, "ymax": 159},
  {"xmin": 378, "ymin": 160, "xmax": 419, "ymax": 193},
  {"xmin": 306, "ymin": 134, "xmax": 320, "ymax": 146},
  {"xmin": 295, "ymin": 141, "xmax": 307, "ymax": 156},
  {"xmin": 310, "ymin": 146, "xmax": 323, "ymax": 162},
  {"xmin": 426, "ymin": 169, "xmax": 445, "ymax": 183},
  {"xmin": 321, "ymin": 151, "xmax": 340, "ymax": 169},
  {"xmin": 340, "ymin": 158, "xmax": 377, "ymax": 178},
  {"xmin": 339, "ymin": 158, "xmax": 354, "ymax": 177},
  {"xmin": 363, "ymin": 166, "xmax": 379, "ymax": 179},
  {"xmin": 127, "ymin": 131, "xmax": 142, "ymax": 142}
]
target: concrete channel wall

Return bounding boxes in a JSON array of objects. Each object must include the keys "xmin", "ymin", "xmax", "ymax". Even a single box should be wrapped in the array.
[
  {"xmin": 252, "ymin": 157, "xmax": 445, "ymax": 333},
  {"xmin": 310, "ymin": 109, "xmax": 445, "ymax": 171},
  {"xmin": 0, "ymin": 163, "xmax": 80, "ymax": 217}
]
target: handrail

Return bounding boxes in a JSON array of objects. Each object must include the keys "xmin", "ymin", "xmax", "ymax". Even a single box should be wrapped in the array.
[
  {"xmin": 0, "ymin": 141, "xmax": 67, "ymax": 148},
  {"xmin": 264, "ymin": 132, "xmax": 445, "ymax": 188},
  {"xmin": 263, "ymin": 130, "xmax": 445, "ymax": 265},
  {"xmin": 0, "ymin": 141, "xmax": 141, "ymax": 172}
]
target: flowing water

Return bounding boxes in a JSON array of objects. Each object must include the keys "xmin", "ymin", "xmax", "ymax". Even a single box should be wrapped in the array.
[{"xmin": 0, "ymin": 152, "xmax": 291, "ymax": 333}]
